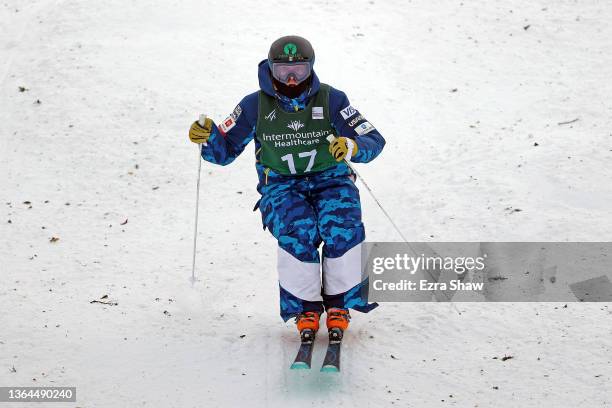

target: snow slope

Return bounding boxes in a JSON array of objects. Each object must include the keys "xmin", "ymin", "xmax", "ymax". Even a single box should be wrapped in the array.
[{"xmin": 1, "ymin": 0, "xmax": 611, "ymax": 407}]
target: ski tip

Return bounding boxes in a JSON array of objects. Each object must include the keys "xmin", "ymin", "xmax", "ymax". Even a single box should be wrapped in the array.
[
  {"xmin": 320, "ymin": 365, "xmax": 340, "ymax": 373},
  {"xmin": 290, "ymin": 362, "xmax": 311, "ymax": 370}
]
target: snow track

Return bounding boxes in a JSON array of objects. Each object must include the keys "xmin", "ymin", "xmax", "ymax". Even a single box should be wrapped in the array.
[{"xmin": 1, "ymin": 0, "xmax": 611, "ymax": 407}]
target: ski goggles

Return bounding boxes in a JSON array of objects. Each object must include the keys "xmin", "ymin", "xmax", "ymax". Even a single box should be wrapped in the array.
[{"xmin": 271, "ymin": 62, "xmax": 311, "ymax": 85}]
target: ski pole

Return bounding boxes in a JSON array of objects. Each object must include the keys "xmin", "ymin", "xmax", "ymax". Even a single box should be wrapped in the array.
[
  {"xmin": 191, "ymin": 114, "xmax": 208, "ymax": 283},
  {"xmin": 326, "ymin": 135, "xmax": 461, "ymax": 314},
  {"xmin": 326, "ymin": 135, "xmax": 415, "ymax": 247}
]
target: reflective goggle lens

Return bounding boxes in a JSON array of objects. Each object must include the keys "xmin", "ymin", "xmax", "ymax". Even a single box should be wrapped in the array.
[{"xmin": 271, "ymin": 62, "xmax": 311, "ymax": 85}]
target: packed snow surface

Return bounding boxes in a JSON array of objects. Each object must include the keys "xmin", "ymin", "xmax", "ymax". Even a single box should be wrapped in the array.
[{"xmin": 1, "ymin": 0, "xmax": 611, "ymax": 407}]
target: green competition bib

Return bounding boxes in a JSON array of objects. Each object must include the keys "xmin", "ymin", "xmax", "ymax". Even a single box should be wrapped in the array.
[{"xmin": 256, "ymin": 84, "xmax": 337, "ymax": 176}]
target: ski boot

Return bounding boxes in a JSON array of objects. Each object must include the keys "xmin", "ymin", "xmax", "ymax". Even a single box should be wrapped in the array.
[
  {"xmin": 326, "ymin": 308, "xmax": 350, "ymax": 342},
  {"xmin": 326, "ymin": 308, "xmax": 350, "ymax": 332},
  {"xmin": 295, "ymin": 311, "xmax": 320, "ymax": 340}
]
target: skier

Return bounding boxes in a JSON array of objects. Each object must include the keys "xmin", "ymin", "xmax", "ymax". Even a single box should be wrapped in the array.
[{"xmin": 188, "ymin": 35, "xmax": 385, "ymax": 341}]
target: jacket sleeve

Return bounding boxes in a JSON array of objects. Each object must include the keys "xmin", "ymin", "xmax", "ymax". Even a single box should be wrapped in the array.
[
  {"xmin": 200, "ymin": 92, "xmax": 258, "ymax": 166},
  {"xmin": 328, "ymin": 87, "xmax": 385, "ymax": 163}
]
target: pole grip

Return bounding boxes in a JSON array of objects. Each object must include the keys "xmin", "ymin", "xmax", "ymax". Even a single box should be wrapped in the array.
[
  {"xmin": 326, "ymin": 135, "xmax": 353, "ymax": 161},
  {"xmin": 345, "ymin": 139, "xmax": 354, "ymax": 162}
]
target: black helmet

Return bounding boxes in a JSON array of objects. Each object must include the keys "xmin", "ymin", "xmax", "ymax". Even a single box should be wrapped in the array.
[
  {"xmin": 268, "ymin": 36, "xmax": 315, "ymax": 96},
  {"xmin": 268, "ymin": 35, "xmax": 315, "ymax": 66}
]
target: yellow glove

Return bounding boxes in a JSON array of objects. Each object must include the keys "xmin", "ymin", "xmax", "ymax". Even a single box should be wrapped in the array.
[
  {"xmin": 189, "ymin": 117, "xmax": 214, "ymax": 144},
  {"xmin": 329, "ymin": 136, "xmax": 358, "ymax": 162}
]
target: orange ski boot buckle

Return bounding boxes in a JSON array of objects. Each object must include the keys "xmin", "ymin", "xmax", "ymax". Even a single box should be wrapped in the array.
[
  {"xmin": 326, "ymin": 308, "xmax": 350, "ymax": 331},
  {"xmin": 295, "ymin": 311, "xmax": 320, "ymax": 332}
]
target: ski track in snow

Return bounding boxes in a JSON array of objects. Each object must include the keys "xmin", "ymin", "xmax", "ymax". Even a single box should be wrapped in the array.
[{"xmin": 1, "ymin": 0, "xmax": 612, "ymax": 407}]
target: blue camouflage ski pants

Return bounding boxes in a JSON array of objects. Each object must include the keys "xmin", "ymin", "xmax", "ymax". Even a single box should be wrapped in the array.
[{"xmin": 258, "ymin": 172, "xmax": 376, "ymax": 321}]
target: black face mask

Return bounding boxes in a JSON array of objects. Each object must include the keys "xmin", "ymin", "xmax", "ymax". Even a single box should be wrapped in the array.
[{"xmin": 273, "ymin": 77, "xmax": 311, "ymax": 98}]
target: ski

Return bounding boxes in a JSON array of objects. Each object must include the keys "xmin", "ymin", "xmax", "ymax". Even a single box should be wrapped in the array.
[
  {"xmin": 290, "ymin": 329, "xmax": 316, "ymax": 369},
  {"xmin": 320, "ymin": 328, "xmax": 343, "ymax": 372}
]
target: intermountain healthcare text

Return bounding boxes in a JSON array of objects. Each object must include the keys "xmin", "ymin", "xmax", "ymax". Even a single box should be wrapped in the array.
[{"xmin": 262, "ymin": 130, "xmax": 333, "ymax": 148}]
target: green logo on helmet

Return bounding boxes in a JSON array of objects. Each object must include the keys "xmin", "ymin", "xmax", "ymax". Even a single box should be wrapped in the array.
[{"xmin": 283, "ymin": 43, "xmax": 297, "ymax": 56}]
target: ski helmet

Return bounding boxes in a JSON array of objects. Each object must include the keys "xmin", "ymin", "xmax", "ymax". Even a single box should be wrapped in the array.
[{"xmin": 268, "ymin": 35, "xmax": 315, "ymax": 86}]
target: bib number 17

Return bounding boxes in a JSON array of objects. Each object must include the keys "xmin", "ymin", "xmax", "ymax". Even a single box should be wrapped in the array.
[{"xmin": 280, "ymin": 149, "xmax": 317, "ymax": 174}]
